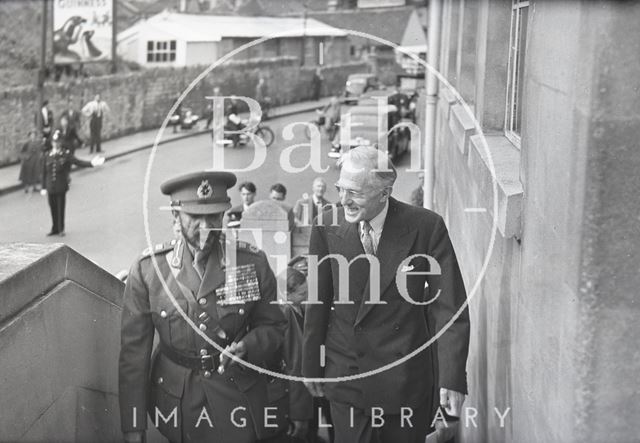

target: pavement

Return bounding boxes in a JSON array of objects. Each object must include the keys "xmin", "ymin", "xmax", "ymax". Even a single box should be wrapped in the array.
[{"xmin": 0, "ymin": 98, "xmax": 327, "ymax": 196}]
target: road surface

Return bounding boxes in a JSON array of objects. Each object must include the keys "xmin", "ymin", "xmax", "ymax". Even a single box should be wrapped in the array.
[{"xmin": 0, "ymin": 110, "xmax": 422, "ymax": 274}]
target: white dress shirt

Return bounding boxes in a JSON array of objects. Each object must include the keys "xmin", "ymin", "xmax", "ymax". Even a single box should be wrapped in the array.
[{"xmin": 360, "ymin": 199, "xmax": 389, "ymax": 253}]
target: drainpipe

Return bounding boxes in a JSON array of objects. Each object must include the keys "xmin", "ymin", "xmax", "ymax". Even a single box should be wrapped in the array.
[{"xmin": 423, "ymin": 0, "xmax": 441, "ymax": 210}]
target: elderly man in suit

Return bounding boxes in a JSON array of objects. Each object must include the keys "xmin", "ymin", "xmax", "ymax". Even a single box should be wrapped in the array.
[
  {"xmin": 293, "ymin": 177, "xmax": 330, "ymax": 226},
  {"xmin": 302, "ymin": 145, "xmax": 470, "ymax": 443}
]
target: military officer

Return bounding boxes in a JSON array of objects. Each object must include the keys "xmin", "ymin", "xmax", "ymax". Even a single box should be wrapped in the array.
[{"xmin": 119, "ymin": 171, "xmax": 289, "ymax": 443}]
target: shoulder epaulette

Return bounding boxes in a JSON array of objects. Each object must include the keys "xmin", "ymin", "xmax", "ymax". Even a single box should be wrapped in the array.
[{"xmin": 141, "ymin": 239, "xmax": 177, "ymax": 258}]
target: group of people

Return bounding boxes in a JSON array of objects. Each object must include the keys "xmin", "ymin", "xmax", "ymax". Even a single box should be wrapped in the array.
[
  {"xmin": 224, "ymin": 177, "xmax": 330, "ymax": 230},
  {"xmin": 19, "ymin": 94, "xmax": 108, "ymax": 236},
  {"xmin": 118, "ymin": 144, "xmax": 470, "ymax": 443}
]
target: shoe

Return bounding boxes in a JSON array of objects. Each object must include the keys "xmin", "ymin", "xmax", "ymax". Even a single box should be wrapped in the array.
[
  {"xmin": 58, "ymin": 231, "xmax": 65, "ymax": 237},
  {"xmin": 46, "ymin": 231, "xmax": 58, "ymax": 236}
]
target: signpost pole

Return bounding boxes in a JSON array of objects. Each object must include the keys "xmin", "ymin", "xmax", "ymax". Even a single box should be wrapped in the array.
[
  {"xmin": 38, "ymin": 0, "xmax": 48, "ymax": 115},
  {"xmin": 111, "ymin": 0, "xmax": 117, "ymax": 73}
]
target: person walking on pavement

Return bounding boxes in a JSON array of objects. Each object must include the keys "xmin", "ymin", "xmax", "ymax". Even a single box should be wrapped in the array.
[
  {"xmin": 18, "ymin": 130, "xmax": 44, "ymax": 193},
  {"xmin": 82, "ymin": 93, "xmax": 110, "ymax": 153},
  {"xmin": 35, "ymin": 100, "xmax": 53, "ymax": 140},
  {"xmin": 41, "ymin": 129, "xmax": 104, "ymax": 236},
  {"xmin": 118, "ymin": 171, "xmax": 289, "ymax": 443}
]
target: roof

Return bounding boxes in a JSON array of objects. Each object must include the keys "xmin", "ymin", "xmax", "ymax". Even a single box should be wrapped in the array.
[
  {"xmin": 308, "ymin": 7, "xmax": 415, "ymax": 46},
  {"xmin": 118, "ymin": 11, "xmax": 347, "ymax": 42}
]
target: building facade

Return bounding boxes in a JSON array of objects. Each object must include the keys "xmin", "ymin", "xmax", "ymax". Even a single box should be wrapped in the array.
[
  {"xmin": 117, "ymin": 11, "xmax": 349, "ymax": 67},
  {"xmin": 428, "ymin": 0, "xmax": 640, "ymax": 441}
]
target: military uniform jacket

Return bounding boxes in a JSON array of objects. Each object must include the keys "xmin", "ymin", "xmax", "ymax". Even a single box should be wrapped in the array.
[
  {"xmin": 119, "ymin": 235, "xmax": 288, "ymax": 442},
  {"xmin": 302, "ymin": 198, "xmax": 470, "ymax": 415},
  {"xmin": 42, "ymin": 149, "xmax": 92, "ymax": 194}
]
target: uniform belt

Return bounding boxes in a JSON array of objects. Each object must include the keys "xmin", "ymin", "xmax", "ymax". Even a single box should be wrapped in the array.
[{"xmin": 160, "ymin": 343, "xmax": 220, "ymax": 372}]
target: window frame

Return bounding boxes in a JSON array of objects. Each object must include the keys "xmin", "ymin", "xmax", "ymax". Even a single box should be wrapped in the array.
[
  {"xmin": 146, "ymin": 40, "xmax": 177, "ymax": 64},
  {"xmin": 504, "ymin": 0, "xmax": 529, "ymax": 148}
]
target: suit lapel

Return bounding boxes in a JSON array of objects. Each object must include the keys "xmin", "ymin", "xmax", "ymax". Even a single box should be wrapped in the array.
[{"xmin": 354, "ymin": 198, "xmax": 417, "ymax": 326}]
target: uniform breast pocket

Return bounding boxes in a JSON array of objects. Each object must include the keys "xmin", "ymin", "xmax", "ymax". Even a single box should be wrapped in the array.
[
  {"xmin": 151, "ymin": 297, "xmax": 190, "ymax": 347},
  {"xmin": 216, "ymin": 303, "xmax": 249, "ymax": 333}
]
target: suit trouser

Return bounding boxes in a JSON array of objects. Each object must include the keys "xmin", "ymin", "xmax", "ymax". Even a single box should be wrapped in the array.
[
  {"xmin": 89, "ymin": 117, "xmax": 102, "ymax": 153},
  {"xmin": 329, "ymin": 399, "xmax": 430, "ymax": 443},
  {"xmin": 48, "ymin": 192, "xmax": 66, "ymax": 233}
]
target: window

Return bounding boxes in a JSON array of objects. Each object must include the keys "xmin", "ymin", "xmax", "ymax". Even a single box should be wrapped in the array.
[
  {"xmin": 505, "ymin": 0, "xmax": 529, "ymax": 146},
  {"xmin": 146, "ymin": 40, "xmax": 177, "ymax": 63}
]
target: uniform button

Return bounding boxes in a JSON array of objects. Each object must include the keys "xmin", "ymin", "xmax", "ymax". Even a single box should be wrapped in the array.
[
  {"xmin": 229, "ymin": 377, "xmax": 234, "ymax": 382},
  {"xmin": 199, "ymin": 323, "xmax": 207, "ymax": 331},
  {"xmin": 160, "ymin": 310, "xmax": 167, "ymax": 318},
  {"xmin": 238, "ymin": 308, "xmax": 245, "ymax": 315},
  {"xmin": 157, "ymin": 377, "xmax": 164, "ymax": 384},
  {"xmin": 203, "ymin": 371, "xmax": 212, "ymax": 378},
  {"xmin": 199, "ymin": 298, "xmax": 207, "ymax": 306},
  {"xmin": 217, "ymin": 329, "xmax": 227, "ymax": 339},
  {"xmin": 394, "ymin": 324, "xmax": 400, "ymax": 331},
  {"xmin": 200, "ymin": 349, "xmax": 208, "ymax": 356}
]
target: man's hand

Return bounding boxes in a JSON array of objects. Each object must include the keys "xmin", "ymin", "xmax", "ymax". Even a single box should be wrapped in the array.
[
  {"xmin": 288, "ymin": 420, "xmax": 309, "ymax": 439},
  {"xmin": 440, "ymin": 388, "xmax": 465, "ymax": 417},
  {"xmin": 303, "ymin": 380, "xmax": 325, "ymax": 397},
  {"xmin": 40, "ymin": 189, "xmax": 47, "ymax": 196},
  {"xmin": 123, "ymin": 431, "xmax": 145, "ymax": 443},
  {"xmin": 217, "ymin": 340, "xmax": 247, "ymax": 374}
]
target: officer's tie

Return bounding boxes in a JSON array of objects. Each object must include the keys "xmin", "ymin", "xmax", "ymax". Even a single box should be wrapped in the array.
[
  {"xmin": 360, "ymin": 220, "xmax": 376, "ymax": 255},
  {"xmin": 194, "ymin": 248, "xmax": 209, "ymax": 279}
]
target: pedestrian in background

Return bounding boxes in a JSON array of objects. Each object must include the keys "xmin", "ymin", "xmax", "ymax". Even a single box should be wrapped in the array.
[
  {"xmin": 61, "ymin": 96, "xmax": 81, "ymax": 131},
  {"xmin": 294, "ymin": 177, "xmax": 329, "ymax": 226},
  {"xmin": 311, "ymin": 68, "xmax": 323, "ymax": 101},
  {"xmin": 82, "ymin": 93, "xmax": 110, "ymax": 153},
  {"xmin": 270, "ymin": 183, "xmax": 287, "ymax": 202},
  {"xmin": 35, "ymin": 100, "xmax": 53, "ymax": 140},
  {"xmin": 18, "ymin": 130, "xmax": 44, "ymax": 193},
  {"xmin": 226, "ymin": 181, "xmax": 256, "ymax": 228},
  {"xmin": 58, "ymin": 115, "xmax": 83, "ymax": 153},
  {"xmin": 41, "ymin": 129, "xmax": 103, "ymax": 236}
]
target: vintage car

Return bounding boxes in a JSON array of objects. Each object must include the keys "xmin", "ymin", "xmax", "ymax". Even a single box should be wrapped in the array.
[
  {"xmin": 329, "ymin": 90, "xmax": 412, "ymax": 162},
  {"xmin": 343, "ymin": 73, "xmax": 380, "ymax": 104}
]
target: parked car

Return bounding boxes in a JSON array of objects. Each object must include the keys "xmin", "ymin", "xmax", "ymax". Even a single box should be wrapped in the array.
[
  {"xmin": 329, "ymin": 91, "xmax": 410, "ymax": 162},
  {"xmin": 343, "ymin": 73, "xmax": 379, "ymax": 104}
]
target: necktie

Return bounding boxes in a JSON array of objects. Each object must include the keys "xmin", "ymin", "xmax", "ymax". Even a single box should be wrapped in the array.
[
  {"xmin": 361, "ymin": 220, "xmax": 375, "ymax": 255},
  {"xmin": 194, "ymin": 249, "xmax": 209, "ymax": 279}
]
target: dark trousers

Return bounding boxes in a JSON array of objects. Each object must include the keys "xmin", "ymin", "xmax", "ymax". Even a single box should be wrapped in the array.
[
  {"xmin": 89, "ymin": 116, "xmax": 103, "ymax": 153},
  {"xmin": 329, "ymin": 400, "xmax": 430, "ymax": 443},
  {"xmin": 48, "ymin": 192, "xmax": 66, "ymax": 233}
]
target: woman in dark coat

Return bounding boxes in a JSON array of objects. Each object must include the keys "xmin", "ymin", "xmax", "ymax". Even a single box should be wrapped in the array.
[
  {"xmin": 19, "ymin": 130, "xmax": 44, "ymax": 193},
  {"xmin": 41, "ymin": 129, "xmax": 101, "ymax": 236}
]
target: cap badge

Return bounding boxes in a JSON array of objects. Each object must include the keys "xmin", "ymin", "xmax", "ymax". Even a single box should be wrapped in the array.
[{"xmin": 197, "ymin": 180, "xmax": 213, "ymax": 199}]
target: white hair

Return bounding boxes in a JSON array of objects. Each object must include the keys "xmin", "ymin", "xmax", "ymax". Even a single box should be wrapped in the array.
[{"xmin": 337, "ymin": 145, "xmax": 397, "ymax": 189}]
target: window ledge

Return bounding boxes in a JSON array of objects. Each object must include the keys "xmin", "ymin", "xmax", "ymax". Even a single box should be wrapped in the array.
[{"xmin": 468, "ymin": 133, "xmax": 524, "ymax": 239}]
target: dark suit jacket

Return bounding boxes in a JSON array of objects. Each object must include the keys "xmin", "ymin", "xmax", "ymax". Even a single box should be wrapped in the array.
[
  {"xmin": 302, "ymin": 197, "xmax": 470, "ymax": 414},
  {"xmin": 61, "ymin": 108, "xmax": 81, "ymax": 130},
  {"xmin": 119, "ymin": 236, "xmax": 288, "ymax": 440}
]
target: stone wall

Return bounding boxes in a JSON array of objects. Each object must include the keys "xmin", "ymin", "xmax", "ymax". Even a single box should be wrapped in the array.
[
  {"xmin": 432, "ymin": 1, "xmax": 640, "ymax": 442},
  {"xmin": 0, "ymin": 58, "xmax": 369, "ymax": 166}
]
